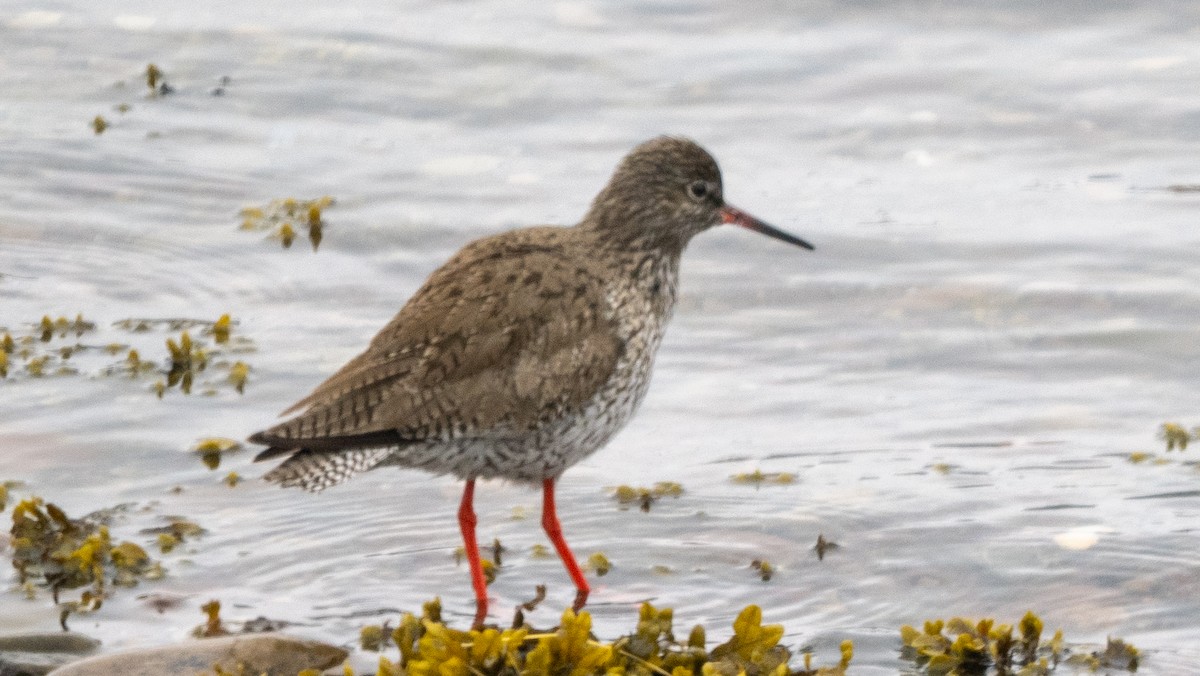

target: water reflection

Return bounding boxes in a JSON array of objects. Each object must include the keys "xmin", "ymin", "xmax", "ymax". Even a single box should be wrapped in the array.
[{"xmin": 1, "ymin": 0, "xmax": 1199, "ymax": 672}]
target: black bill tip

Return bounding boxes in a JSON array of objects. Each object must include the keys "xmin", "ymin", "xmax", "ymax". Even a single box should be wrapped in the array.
[{"xmin": 720, "ymin": 205, "xmax": 814, "ymax": 250}]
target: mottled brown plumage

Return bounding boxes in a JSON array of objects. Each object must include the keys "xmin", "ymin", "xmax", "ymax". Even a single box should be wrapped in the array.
[
  {"xmin": 248, "ymin": 136, "xmax": 812, "ymax": 627},
  {"xmin": 254, "ymin": 228, "xmax": 622, "ymax": 456}
]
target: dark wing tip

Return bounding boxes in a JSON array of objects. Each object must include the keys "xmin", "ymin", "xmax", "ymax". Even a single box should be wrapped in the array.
[
  {"xmin": 249, "ymin": 430, "xmax": 301, "ymax": 462},
  {"xmin": 248, "ymin": 429, "xmax": 406, "ymax": 463},
  {"xmin": 253, "ymin": 445, "xmax": 300, "ymax": 462}
]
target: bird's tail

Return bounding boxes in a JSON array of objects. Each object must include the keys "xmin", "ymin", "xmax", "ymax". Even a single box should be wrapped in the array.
[{"xmin": 261, "ymin": 447, "xmax": 392, "ymax": 492}]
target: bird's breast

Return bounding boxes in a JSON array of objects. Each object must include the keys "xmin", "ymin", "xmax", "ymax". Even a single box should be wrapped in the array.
[
  {"xmin": 593, "ymin": 252, "xmax": 681, "ymax": 416},
  {"xmin": 412, "ymin": 253, "xmax": 683, "ymax": 482},
  {"xmin": 605, "ymin": 253, "xmax": 679, "ymax": 358}
]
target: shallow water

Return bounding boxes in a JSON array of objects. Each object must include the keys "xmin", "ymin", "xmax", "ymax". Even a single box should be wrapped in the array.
[{"xmin": 2, "ymin": 0, "xmax": 1200, "ymax": 672}]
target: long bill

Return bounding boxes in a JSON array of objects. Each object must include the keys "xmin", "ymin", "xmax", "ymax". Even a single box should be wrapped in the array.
[{"xmin": 720, "ymin": 204, "xmax": 814, "ymax": 250}]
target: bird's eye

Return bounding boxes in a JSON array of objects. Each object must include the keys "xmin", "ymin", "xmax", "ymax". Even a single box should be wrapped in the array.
[{"xmin": 687, "ymin": 181, "xmax": 709, "ymax": 201}]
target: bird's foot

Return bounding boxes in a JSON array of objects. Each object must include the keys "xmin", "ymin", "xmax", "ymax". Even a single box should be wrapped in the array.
[
  {"xmin": 571, "ymin": 588, "xmax": 589, "ymax": 613},
  {"xmin": 471, "ymin": 599, "xmax": 487, "ymax": 631}
]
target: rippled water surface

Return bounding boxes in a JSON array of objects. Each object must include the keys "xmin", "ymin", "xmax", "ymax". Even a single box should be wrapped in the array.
[{"xmin": 3, "ymin": 1, "xmax": 1200, "ymax": 672}]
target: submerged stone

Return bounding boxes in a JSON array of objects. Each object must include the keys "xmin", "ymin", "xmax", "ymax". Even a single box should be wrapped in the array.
[
  {"xmin": 46, "ymin": 635, "xmax": 346, "ymax": 676},
  {"xmin": 0, "ymin": 632, "xmax": 99, "ymax": 676}
]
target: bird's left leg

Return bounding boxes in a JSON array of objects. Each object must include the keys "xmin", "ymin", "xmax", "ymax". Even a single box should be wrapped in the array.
[{"xmin": 541, "ymin": 477, "xmax": 590, "ymax": 611}]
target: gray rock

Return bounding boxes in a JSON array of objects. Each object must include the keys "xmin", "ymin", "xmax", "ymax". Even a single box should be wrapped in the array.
[
  {"xmin": 0, "ymin": 633, "xmax": 100, "ymax": 676},
  {"xmin": 46, "ymin": 634, "xmax": 347, "ymax": 676}
]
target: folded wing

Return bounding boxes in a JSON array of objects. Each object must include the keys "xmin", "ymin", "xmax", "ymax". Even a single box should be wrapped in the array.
[{"xmin": 249, "ymin": 227, "xmax": 623, "ymax": 457}]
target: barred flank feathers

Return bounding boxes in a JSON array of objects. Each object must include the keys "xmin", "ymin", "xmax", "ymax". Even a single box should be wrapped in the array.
[{"xmin": 262, "ymin": 448, "xmax": 392, "ymax": 492}]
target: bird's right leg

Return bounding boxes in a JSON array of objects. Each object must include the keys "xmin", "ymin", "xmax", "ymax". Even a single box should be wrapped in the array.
[
  {"xmin": 458, "ymin": 479, "xmax": 489, "ymax": 629},
  {"xmin": 541, "ymin": 478, "xmax": 590, "ymax": 612}
]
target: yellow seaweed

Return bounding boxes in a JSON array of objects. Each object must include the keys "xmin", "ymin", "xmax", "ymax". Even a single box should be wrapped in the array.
[
  {"xmin": 587, "ymin": 552, "xmax": 611, "ymax": 576},
  {"xmin": 213, "ymin": 314, "xmax": 232, "ymax": 343},
  {"xmin": 357, "ymin": 601, "xmax": 852, "ymax": 676}
]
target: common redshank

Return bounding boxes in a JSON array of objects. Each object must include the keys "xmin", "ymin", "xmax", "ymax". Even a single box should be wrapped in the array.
[{"xmin": 249, "ymin": 136, "xmax": 813, "ymax": 628}]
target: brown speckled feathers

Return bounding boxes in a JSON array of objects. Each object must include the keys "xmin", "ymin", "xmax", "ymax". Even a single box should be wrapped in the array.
[{"xmin": 250, "ymin": 228, "xmax": 623, "ymax": 466}]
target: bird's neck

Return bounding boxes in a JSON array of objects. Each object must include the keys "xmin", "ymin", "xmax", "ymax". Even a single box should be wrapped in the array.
[{"xmin": 579, "ymin": 212, "xmax": 691, "ymax": 258}]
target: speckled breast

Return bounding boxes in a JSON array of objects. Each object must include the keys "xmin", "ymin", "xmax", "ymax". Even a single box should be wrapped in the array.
[
  {"xmin": 524, "ymin": 251, "xmax": 681, "ymax": 479},
  {"xmin": 397, "ymin": 251, "xmax": 682, "ymax": 483}
]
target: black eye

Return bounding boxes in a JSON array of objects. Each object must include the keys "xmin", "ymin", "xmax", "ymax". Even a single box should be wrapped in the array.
[{"xmin": 687, "ymin": 181, "xmax": 708, "ymax": 200}]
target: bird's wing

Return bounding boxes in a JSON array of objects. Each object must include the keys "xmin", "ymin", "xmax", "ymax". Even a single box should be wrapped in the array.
[{"xmin": 249, "ymin": 227, "xmax": 623, "ymax": 450}]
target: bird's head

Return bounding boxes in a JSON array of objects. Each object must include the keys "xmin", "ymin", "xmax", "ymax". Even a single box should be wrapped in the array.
[{"xmin": 584, "ymin": 136, "xmax": 813, "ymax": 253}]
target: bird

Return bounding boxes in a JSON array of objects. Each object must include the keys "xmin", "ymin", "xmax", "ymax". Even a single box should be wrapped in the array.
[{"xmin": 248, "ymin": 136, "xmax": 813, "ymax": 628}]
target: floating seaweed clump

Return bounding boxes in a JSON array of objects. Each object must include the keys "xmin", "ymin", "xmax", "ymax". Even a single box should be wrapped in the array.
[
  {"xmin": 165, "ymin": 329, "xmax": 207, "ymax": 394},
  {"xmin": 145, "ymin": 63, "xmax": 163, "ymax": 89},
  {"xmin": 196, "ymin": 599, "xmax": 230, "ymax": 638},
  {"xmin": 140, "ymin": 516, "xmax": 207, "ymax": 554},
  {"xmin": 192, "ymin": 599, "xmax": 291, "ymax": 640},
  {"xmin": 212, "ymin": 313, "xmax": 233, "ymax": 343},
  {"xmin": 1082, "ymin": 637, "xmax": 1140, "ymax": 672},
  {"xmin": 144, "ymin": 62, "xmax": 174, "ymax": 96},
  {"xmin": 610, "ymin": 482, "xmax": 683, "ymax": 511},
  {"xmin": 192, "ymin": 437, "xmax": 244, "ymax": 470},
  {"xmin": 730, "ymin": 470, "xmax": 796, "ymax": 487},
  {"xmin": 1125, "ymin": 423, "xmax": 1200, "ymax": 469},
  {"xmin": 8, "ymin": 497, "xmax": 165, "ymax": 629},
  {"xmin": 900, "ymin": 612, "xmax": 1138, "ymax": 674},
  {"xmin": 117, "ymin": 316, "xmax": 254, "ymax": 397},
  {"xmin": 812, "ymin": 534, "xmax": 839, "ymax": 561},
  {"xmin": 239, "ymin": 196, "xmax": 334, "ymax": 251},
  {"xmin": 0, "ymin": 336, "xmax": 9, "ymax": 377},
  {"xmin": 355, "ymin": 601, "xmax": 852, "ymax": 676},
  {"xmin": 1126, "ymin": 451, "xmax": 1171, "ymax": 466},
  {"xmin": 586, "ymin": 552, "xmax": 611, "ymax": 576},
  {"xmin": 1158, "ymin": 422, "xmax": 1196, "ymax": 452},
  {"xmin": 229, "ymin": 360, "xmax": 251, "ymax": 393},
  {"xmin": 0, "ymin": 315, "xmax": 95, "ymax": 379},
  {"xmin": 38, "ymin": 314, "xmax": 96, "ymax": 341},
  {"xmin": 454, "ymin": 539, "xmax": 505, "ymax": 579},
  {"xmin": 2, "ymin": 314, "xmax": 253, "ymax": 397},
  {"xmin": 750, "ymin": 559, "xmax": 774, "ymax": 581}
]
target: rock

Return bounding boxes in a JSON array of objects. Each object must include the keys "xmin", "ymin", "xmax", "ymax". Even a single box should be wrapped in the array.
[
  {"xmin": 0, "ymin": 632, "xmax": 100, "ymax": 676},
  {"xmin": 46, "ymin": 634, "xmax": 347, "ymax": 676}
]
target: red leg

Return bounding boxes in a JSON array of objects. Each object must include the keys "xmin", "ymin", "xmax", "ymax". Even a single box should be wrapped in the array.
[
  {"xmin": 458, "ymin": 479, "xmax": 488, "ymax": 629},
  {"xmin": 541, "ymin": 478, "xmax": 590, "ymax": 611}
]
